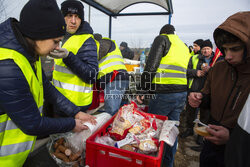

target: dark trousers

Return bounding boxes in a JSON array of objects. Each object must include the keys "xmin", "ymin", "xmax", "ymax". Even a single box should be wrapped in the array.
[
  {"xmin": 186, "ymin": 103, "xmax": 210, "ymax": 129},
  {"xmin": 186, "ymin": 102, "xmax": 198, "ymax": 129},
  {"xmin": 200, "ymin": 140, "xmax": 225, "ymax": 167},
  {"xmin": 225, "ymin": 124, "xmax": 250, "ymax": 167}
]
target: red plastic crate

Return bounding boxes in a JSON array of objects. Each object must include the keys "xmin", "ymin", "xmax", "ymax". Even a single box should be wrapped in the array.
[{"xmin": 86, "ymin": 113, "xmax": 167, "ymax": 167}]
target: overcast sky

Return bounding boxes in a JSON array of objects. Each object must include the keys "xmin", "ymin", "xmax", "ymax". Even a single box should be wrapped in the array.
[{"xmin": 1, "ymin": 0, "xmax": 249, "ymax": 48}]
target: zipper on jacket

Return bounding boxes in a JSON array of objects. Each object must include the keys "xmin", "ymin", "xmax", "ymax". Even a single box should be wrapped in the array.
[
  {"xmin": 219, "ymin": 67, "xmax": 238, "ymax": 122},
  {"xmin": 231, "ymin": 86, "xmax": 242, "ymax": 111}
]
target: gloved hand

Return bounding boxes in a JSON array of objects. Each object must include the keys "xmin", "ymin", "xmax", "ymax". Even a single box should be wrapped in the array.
[{"xmin": 49, "ymin": 48, "xmax": 69, "ymax": 59}]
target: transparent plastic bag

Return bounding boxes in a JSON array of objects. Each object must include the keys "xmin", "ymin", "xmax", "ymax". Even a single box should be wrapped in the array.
[
  {"xmin": 66, "ymin": 113, "xmax": 112, "ymax": 154},
  {"xmin": 65, "ymin": 131, "xmax": 88, "ymax": 154},
  {"xmin": 47, "ymin": 133, "xmax": 84, "ymax": 167}
]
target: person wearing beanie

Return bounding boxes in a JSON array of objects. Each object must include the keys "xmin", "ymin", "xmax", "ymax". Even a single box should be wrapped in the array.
[
  {"xmin": 120, "ymin": 41, "xmax": 128, "ymax": 48},
  {"xmin": 200, "ymin": 39, "xmax": 213, "ymax": 49},
  {"xmin": 188, "ymin": 11, "xmax": 250, "ymax": 167},
  {"xmin": 51, "ymin": 0, "xmax": 99, "ymax": 114},
  {"xmin": 119, "ymin": 41, "xmax": 134, "ymax": 60},
  {"xmin": 137, "ymin": 24, "xmax": 190, "ymax": 167},
  {"xmin": 0, "ymin": 0, "xmax": 96, "ymax": 166},
  {"xmin": 192, "ymin": 39, "xmax": 204, "ymax": 55}
]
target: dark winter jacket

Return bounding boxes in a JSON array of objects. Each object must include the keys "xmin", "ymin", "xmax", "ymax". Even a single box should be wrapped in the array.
[
  {"xmin": 0, "ymin": 18, "xmax": 79, "ymax": 136},
  {"xmin": 62, "ymin": 21, "xmax": 99, "ymax": 85},
  {"xmin": 97, "ymin": 39, "xmax": 129, "ymax": 89},
  {"xmin": 200, "ymin": 12, "xmax": 250, "ymax": 129},
  {"xmin": 187, "ymin": 52, "xmax": 223, "ymax": 92},
  {"xmin": 139, "ymin": 35, "xmax": 187, "ymax": 94}
]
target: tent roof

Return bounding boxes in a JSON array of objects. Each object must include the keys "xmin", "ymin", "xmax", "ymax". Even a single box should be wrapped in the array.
[{"xmin": 81, "ymin": 0, "xmax": 173, "ymax": 17}]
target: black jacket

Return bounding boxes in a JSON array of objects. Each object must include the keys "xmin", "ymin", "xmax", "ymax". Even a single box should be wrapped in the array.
[
  {"xmin": 139, "ymin": 35, "xmax": 187, "ymax": 94},
  {"xmin": 121, "ymin": 47, "xmax": 134, "ymax": 60},
  {"xmin": 0, "ymin": 18, "xmax": 78, "ymax": 136},
  {"xmin": 187, "ymin": 52, "xmax": 224, "ymax": 92}
]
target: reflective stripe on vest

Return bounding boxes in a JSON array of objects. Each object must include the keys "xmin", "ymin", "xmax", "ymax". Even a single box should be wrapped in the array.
[
  {"xmin": 155, "ymin": 73, "xmax": 187, "ymax": 78},
  {"xmin": 152, "ymin": 34, "xmax": 190, "ymax": 85},
  {"xmin": 53, "ymin": 34, "xmax": 98, "ymax": 106},
  {"xmin": 0, "ymin": 106, "xmax": 43, "ymax": 133},
  {"xmin": 158, "ymin": 64, "xmax": 187, "ymax": 73},
  {"xmin": 0, "ymin": 48, "xmax": 43, "ymax": 167},
  {"xmin": 97, "ymin": 39, "xmax": 127, "ymax": 79},
  {"xmin": 54, "ymin": 64, "xmax": 74, "ymax": 74},
  {"xmin": 0, "ymin": 141, "xmax": 33, "ymax": 156},
  {"xmin": 188, "ymin": 55, "xmax": 199, "ymax": 88},
  {"xmin": 53, "ymin": 79, "xmax": 93, "ymax": 93}
]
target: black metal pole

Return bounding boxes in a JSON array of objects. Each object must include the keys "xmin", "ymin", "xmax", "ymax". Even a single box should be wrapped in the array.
[{"xmin": 109, "ymin": 16, "xmax": 112, "ymax": 38}]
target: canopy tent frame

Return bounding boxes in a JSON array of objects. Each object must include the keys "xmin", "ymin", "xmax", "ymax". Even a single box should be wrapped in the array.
[{"xmin": 81, "ymin": 0, "xmax": 173, "ymax": 38}]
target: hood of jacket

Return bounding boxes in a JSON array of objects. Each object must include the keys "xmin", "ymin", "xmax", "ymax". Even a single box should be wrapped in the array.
[
  {"xmin": 0, "ymin": 18, "xmax": 34, "ymax": 60},
  {"xmin": 213, "ymin": 11, "xmax": 250, "ymax": 74},
  {"xmin": 0, "ymin": 18, "xmax": 36, "ymax": 63},
  {"xmin": 76, "ymin": 21, "xmax": 93, "ymax": 35},
  {"xmin": 201, "ymin": 12, "xmax": 250, "ymax": 128}
]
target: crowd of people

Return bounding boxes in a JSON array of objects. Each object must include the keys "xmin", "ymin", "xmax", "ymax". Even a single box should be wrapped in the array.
[{"xmin": 0, "ymin": 0, "xmax": 249, "ymax": 166}]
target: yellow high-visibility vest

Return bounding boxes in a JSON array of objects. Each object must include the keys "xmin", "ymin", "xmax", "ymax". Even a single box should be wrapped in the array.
[
  {"xmin": 190, "ymin": 50, "xmax": 195, "ymax": 56},
  {"xmin": 152, "ymin": 34, "xmax": 190, "ymax": 85},
  {"xmin": 97, "ymin": 38, "xmax": 127, "ymax": 79},
  {"xmin": 0, "ymin": 48, "xmax": 43, "ymax": 167},
  {"xmin": 188, "ymin": 54, "xmax": 199, "ymax": 88},
  {"xmin": 53, "ymin": 34, "xmax": 98, "ymax": 106}
]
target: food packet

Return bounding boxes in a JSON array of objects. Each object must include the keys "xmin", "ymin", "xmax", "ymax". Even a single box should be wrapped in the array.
[
  {"xmin": 109, "ymin": 104, "xmax": 142, "ymax": 140},
  {"xmin": 159, "ymin": 120, "xmax": 179, "ymax": 146},
  {"xmin": 95, "ymin": 135, "xmax": 116, "ymax": 147},
  {"xmin": 138, "ymin": 139, "xmax": 158, "ymax": 154}
]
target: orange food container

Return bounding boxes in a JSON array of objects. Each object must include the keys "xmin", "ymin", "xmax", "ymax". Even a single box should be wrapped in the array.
[{"xmin": 125, "ymin": 64, "xmax": 140, "ymax": 72}]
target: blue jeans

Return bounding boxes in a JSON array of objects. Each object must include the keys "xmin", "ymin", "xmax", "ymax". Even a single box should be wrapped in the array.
[
  {"xmin": 104, "ymin": 80, "xmax": 129, "ymax": 116},
  {"xmin": 148, "ymin": 92, "xmax": 187, "ymax": 167}
]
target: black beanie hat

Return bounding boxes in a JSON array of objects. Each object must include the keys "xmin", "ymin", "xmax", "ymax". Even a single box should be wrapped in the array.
[
  {"xmin": 19, "ymin": 0, "xmax": 66, "ymax": 40},
  {"xmin": 159, "ymin": 24, "xmax": 175, "ymax": 35},
  {"xmin": 120, "ymin": 42, "xmax": 128, "ymax": 47},
  {"xmin": 61, "ymin": 0, "xmax": 84, "ymax": 20},
  {"xmin": 193, "ymin": 39, "xmax": 203, "ymax": 47},
  {"xmin": 201, "ymin": 39, "xmax": 213, "ymax": 49}
]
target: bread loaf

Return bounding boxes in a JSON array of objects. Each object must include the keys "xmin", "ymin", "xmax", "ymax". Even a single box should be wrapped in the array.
[{"xmin": 194, "ymin": 126, "xmax": 211, "ymax": 137}]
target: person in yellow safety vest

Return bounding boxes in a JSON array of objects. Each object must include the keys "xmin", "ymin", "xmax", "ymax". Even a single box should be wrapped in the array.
[
  {"xmin": 191, "ymin": 39, "xmax": 204, "ymax": 56},
  {"xmin": 0, "ymin": 0, "xmax": 96, "ymax": 166},
  {"xmin": 51, "ymin": 0, "xmax": 99, "ymax": 114},
  {"xmin": 137, "ymin": 24, "xmax": 190, "ymax": 167},
  {"xmin": 93, "ymin": 33, "xmax": 129, "ymax": 116}
]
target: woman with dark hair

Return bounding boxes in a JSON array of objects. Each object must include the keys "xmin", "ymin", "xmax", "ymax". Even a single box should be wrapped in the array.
[{"xmin": 0, "ymin": 0, "xmax": 96, "ymax": 166}]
